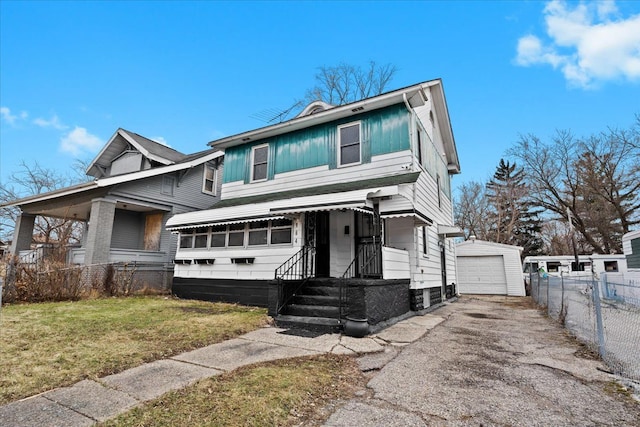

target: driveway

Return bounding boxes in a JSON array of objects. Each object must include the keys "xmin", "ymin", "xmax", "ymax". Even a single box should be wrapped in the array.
[{"xmin": 323, "ymin": 296, "xmax": 640, "ymax": 426}]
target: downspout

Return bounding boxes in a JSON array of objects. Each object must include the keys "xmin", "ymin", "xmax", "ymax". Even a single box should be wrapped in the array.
[{"xmin": 403, "ymin": 93, "xmax": 421, "ymax": 271}]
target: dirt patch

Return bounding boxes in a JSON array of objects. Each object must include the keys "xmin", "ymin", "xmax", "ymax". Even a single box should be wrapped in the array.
[{"xmin": 465, "ymin": 312, "xmax": 502, "ymax": 319}]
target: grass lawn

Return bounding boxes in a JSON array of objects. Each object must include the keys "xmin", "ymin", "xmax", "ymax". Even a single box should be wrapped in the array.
[
  {"xmin": 102, "ymin": 354, "xmax": 365, "ymax": 427},
  {"xmin": 0, "ymin": 296, "xmax": 268, "ymax": 404}
]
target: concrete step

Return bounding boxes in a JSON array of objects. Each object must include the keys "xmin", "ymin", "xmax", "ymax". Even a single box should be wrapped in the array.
[
  {"xmin": 291, "ymin": 294, "xmax": 340, "ymax": 306},
  {"xmin": 282, "ymin": 304, "xmax": 340, "ymax": 318},
  {"xmin": 275, "ymin": 315, "xmax": 342, "ymax": 333}
]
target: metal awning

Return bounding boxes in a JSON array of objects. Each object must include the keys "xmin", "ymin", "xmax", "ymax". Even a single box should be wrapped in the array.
[
  {"xmin": 437, "ymin": 224, "xmax": 465, "ymax": 237},
  {"xmin": 166, "ymin": 188, "xmax": 384, "ymax": 231},
  {"xmin": 381, "ymin": 209, "xmax": 433, "ymax": 225}
]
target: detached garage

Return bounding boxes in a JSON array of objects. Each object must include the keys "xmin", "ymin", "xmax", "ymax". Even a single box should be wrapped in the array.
[{"xmin": 456, "ymin": 239, "xmax": 525, "ymax": 296}]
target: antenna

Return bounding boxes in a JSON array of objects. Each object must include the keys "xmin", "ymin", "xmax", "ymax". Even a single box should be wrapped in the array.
[{"xmin": 249, "ymin": 101, "xmax": 304, "ymax": 124}]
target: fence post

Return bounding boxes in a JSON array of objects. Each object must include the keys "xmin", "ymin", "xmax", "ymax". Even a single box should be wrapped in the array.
[
  {"xmin": 546, "ymin": 272, "xmax": 550, "ymax": 314},
  {"xmin": 591, "ymin": 271, "xmax": 606, "ymax": 359}
]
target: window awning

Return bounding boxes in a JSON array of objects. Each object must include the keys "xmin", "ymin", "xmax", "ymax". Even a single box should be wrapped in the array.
[
  {"xmin": 166, "ymin": 188, "xmax": 385, "ymax": 231},
  {"xmin": 437, "ymin": 224, "xmax": 465, "ymax": 237},
  {"xmin": 380, "ymin": 209, "xmax": 433, "ymax": 225}
]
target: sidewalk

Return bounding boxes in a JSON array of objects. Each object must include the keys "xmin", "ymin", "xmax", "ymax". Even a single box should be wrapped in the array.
[{"xmin": 0, "ymin": 306, "xmax": 449, "ymax": 427}]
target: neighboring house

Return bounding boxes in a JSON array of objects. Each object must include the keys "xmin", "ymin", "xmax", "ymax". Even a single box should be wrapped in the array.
[
  {"xmin": 3, "ymin": 128, "xmax": 223, "ymax": 289},
  {"xmin": 456, "ymin": 239, "xmax": 525, "ymax": 296},
  {"xmin": 623, "ymin": 230, "xmax": 640, "ymax": 271},
  {"xmin": 166, "ymin": 79, "xmax": 463, "ymax": 331}
]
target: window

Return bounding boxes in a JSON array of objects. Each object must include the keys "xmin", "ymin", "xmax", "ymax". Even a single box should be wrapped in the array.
[
  {"xmin": 604, "ymin": 261, "xmax": 618, "ymax": 272},
  {"xmin": 436, "ymin": 174, "xmax": 442, "ymax": 209},
  {"xmin": 251, "ymin": 145, "xmax": 269, "ymax": 182},
  {"xmin": 210, "ymin": 225, "xmax": 226, "ymax": 247},
  {"xmin": 162, "ymin": 176, "xmax": 175, "ymax": 196},
  {"xmin": 338, "ymin": 122, "xmax": 361, "ymax": 166},
  {"xmin": 248, "ymin": 221, "xmax": 269, "ymax": 246},
  {"xmin": 422, "ymin": 226, "xmax": 429, "ymax": 256},
  {"xmin": 417, "ymin": 129, "xmax": 423, "ymax": 166},
  {"xmin": 178, "ymin": 220, "xmax": 293, "ymax": 250},
  {"xmin": 228, "ymin": 223, "xmax": 245, "ymax": 246},
  {"xmin": 202, "ymin": 164, "xmax": 217, "ymax": 195},
  {"xmin": 571, "ymin": 261, "xmax": 591, "ymax": 272},
  {"xmin": 547, "ymin": 262, "xmax": 561, "ymax": 273},
  {"xmin": 193, "ymin": 227, "xmax": 209, "ymax": 248},
  {"xmin": 271, "ymin": 218, "xmax": 293, "ymax": 244}
]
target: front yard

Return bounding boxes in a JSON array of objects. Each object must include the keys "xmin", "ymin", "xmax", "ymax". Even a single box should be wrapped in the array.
[{"xmin": 0, "ymin": 296, "xmax": 269, "ymax": 404}]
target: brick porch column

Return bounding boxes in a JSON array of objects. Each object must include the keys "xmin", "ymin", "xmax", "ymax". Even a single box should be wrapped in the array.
[
  {"xmin": 84, "ymin": 198, "xmax": 116, "ymax": 266},
  {"xmin": 9, "ymin": 212, "xmax": 36, "ymax": 256}
]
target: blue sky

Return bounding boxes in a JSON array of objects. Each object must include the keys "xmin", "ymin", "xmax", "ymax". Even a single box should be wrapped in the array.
[{"xmin": 1, "ymin": 0, "xmax": 639, "ymax": 196}]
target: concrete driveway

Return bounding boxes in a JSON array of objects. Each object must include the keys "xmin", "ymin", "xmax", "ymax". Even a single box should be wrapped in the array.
[{"xmin": 323, "ymin": 296, "xmax": 640, "ymax": 426}]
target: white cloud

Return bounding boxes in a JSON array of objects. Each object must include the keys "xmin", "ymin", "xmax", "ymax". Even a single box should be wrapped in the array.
[
  {"xmin": 515, "ymin": 0, "xmax": 640, "ymax": 88},
  {"xmin": 33, "ymin": 114, "xmax": 68, "ymax": 130},
  {"xmin": 151, "ymin": 136, "xmax": 170, "ymax": 146},
  {"xmin": 1, "ymin": 106, "xmax": 28, "ymax": 125},
  {"xmin": 60, "ymin": 127, "xmax": 102, "ymax": 156}
]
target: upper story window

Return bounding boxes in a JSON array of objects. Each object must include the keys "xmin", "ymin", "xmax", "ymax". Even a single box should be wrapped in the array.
[
  {"xmin": 417, "ymin": 129, "xmax": 424, "ymax": 166},
  {"xmin": 202, "ymin": 164, "xmax": 217, "ymax": 195},
  {"xmin": 338, "ymin": 122, "xmax": 361, "ymax": 166},
  {"xmin": 251, "ymin": 145, "xmax": 269, "ymax": 182}
]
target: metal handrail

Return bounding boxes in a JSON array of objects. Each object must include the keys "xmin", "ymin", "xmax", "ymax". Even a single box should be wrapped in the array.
[{"xmin": 275, "ymin": 246, "xmax": 315, "ymax": 315}]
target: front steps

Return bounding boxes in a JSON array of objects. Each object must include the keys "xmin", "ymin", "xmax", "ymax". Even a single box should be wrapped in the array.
[{"xmin": 275, "ymin": 279, "xmax": 343, "ymax": 333}]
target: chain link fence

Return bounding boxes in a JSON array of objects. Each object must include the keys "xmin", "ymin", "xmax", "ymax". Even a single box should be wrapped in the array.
[{"xmin": 531, "ymin": 270, "xmax": 640, "ymax": 383}]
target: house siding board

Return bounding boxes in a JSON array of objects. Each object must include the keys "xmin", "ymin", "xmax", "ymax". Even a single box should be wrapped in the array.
[{"xmin": 222, "ymin": 104, "xmax": 410, "ymax": 184}]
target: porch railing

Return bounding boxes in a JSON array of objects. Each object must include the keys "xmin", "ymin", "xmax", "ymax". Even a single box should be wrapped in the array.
[
  {"xmin": 274, "ymin": 246, "xmax": 315, "ymax": 315},
  {"xmin": 339, "ymin": 240, "xmax": 383, "ymax": 320}
]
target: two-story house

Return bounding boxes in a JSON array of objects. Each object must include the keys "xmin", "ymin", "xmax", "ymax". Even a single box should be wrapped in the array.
[
  {"xmin": 5, "ymin": 128, "xmax": 223, "ymax": 289},
  {"xmin": 166, "ymin": 79, "xmax": 462, "ymax": 332}
]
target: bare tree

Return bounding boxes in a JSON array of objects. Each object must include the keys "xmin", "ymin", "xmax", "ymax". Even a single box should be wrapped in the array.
[
  {"xmin": 509, "ymin": 119, "xmax": 640, "ymax": 254},
  {"xmin": 0, "ymin": 161, "xmax": 87, "ymax": 244},
  {"xmin": 454, "ymin": 181, "xmax": 491, "ymax": 240},
  {"xmin": 305, "ymin": 61, "xmax": 398, "ymax": 106}
]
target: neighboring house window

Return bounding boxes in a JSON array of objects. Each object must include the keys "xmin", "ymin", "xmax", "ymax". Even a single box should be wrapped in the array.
[
  {"xmin": 338, "ymin": 122, "xmax": 361, "ymax": 166},
  {"xmin": 162, "ymin": 176, "xmax": 175, "ymax": 196},
  {"xmin": 604, "ymin": 261, "xmax": 618, "ymax": 272},
  {"xmin": 203, "ymin": 164, "xmax": 217, "ymax": 195},
  {"xmin": 422, "ymin": 226, "xmax": 429, "ymax": 256},
  {"xmin": 251, "ymin": 145, "xmax": 269, "ymax": 182}
]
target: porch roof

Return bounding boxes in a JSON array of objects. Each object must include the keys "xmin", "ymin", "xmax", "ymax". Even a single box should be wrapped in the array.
[{"xmin": 166, "ymin": 187, "xmax": 395, "ymax": 231}]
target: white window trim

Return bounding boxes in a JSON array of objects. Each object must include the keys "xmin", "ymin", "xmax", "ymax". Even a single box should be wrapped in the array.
[
  {"xmin": 251, "ymin": 144, "xmax": 269, "ymax": 182},
  {"xmin": 202, "ymin": 164, "xmax": 217, "ymax": 195},
  {"xmin": 337, "ymin": 121, "xmax": 362, "ymax": 167}
]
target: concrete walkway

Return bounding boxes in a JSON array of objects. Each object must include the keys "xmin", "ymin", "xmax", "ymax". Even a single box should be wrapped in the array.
[{"xmin": 0, "ymin": 305, "xmax": 449, "ymax": 426}]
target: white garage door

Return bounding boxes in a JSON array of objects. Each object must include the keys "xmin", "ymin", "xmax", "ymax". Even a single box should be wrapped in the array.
[{"xmin": 457, "ymin": 255, "xmax": 508, "ymax": 295}]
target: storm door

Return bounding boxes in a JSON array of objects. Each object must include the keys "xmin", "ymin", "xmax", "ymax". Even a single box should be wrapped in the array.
[
  {"xmin": 355, "ymin": 206, "xmax": 382, "ymax": 278},
  {"xmin": 306, "ymin": 212, "xmax": 330, "ymax": 278}
]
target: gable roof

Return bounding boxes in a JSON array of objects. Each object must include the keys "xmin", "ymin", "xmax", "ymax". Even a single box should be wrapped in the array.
[
  {"xmin": 86, "ymin": 128, "xmax": 187, "ymax": 178},
  {"xmin": 208, "ymin": 79, "xmax": 460, "ymax": 174}
]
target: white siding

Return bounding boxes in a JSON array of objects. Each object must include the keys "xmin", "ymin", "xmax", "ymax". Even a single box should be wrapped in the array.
[{"xmin": 382, "ymin": 247, "xmax": 410, "ymax": 279}]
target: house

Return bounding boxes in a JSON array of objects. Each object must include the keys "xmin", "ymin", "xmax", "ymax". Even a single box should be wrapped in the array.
[
  {"xmin": 456, "ymin": 239, "xmax": 525, "ymax": 296},
  {"xmin": 166, "ymin": 79, "xmax": 462, "ymax": 332},
  {"xmin": 623, "ymin": 230, "xmax": 640, "ymax": 271},
  {"xmin": 4, "ymin": 128, "xmax": 223, "ymax": 289}
]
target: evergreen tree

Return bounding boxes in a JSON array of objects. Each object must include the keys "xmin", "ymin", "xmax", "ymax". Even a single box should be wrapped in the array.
[{"xmin": 486, "ymin": 159, "xmax": 544, "ymax": 257}]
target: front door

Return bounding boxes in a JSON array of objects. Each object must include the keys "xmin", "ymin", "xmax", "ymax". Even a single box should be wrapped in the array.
[
  {"xmin": 313, "ymin": 212, "xmax": 330, "ymax": 278},
  {"xmin": 355, "ymin": 210, "xmax": 382, "ymax": 278}
]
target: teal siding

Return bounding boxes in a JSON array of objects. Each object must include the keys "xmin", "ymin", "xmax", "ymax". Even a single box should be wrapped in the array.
[{"xmin": 222, "ymin": 103, "xmax": 410, "ymax": 183}]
